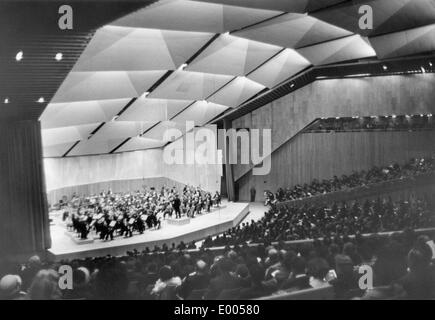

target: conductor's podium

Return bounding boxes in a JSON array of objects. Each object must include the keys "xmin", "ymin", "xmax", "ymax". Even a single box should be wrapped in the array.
[{"xmin": 166, "ymin": 217, "xmax": 191, "ymax": 226}]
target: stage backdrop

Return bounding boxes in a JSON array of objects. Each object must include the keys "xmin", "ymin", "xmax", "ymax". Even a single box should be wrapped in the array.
[{"xmin": 44, "ymin": 129, "xmax": 222, "ymax": 203}]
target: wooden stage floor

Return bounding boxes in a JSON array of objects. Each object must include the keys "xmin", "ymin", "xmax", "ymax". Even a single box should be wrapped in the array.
[{"xmin": 47, "ymin": 201, "xmax": 250, "ymax": 261}]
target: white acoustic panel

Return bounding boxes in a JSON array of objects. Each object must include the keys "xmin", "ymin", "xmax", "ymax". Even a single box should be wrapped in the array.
[
  {"xmin": 234, "ymin": 13, "xmax": 353, "ymax": 49},
  {"xmin": 40, "ymin": 98, "xmax": 131, "ymax": 129},
  {"xmin": 43, "ymin": 143, "xmax": 76, "ymax": 158},
  {"xmin": 195, "ymin": 0, "xmax": 308, "ymax": 13},
  {"xmin": 369, "ymin": 24, "xmax": 435, "ymax": 59},
  {"xmin": 91, "ymin": 121, "xmax": 159, "ymax": 141},
  {"xmin": 111, "ymin": 0, "xmax": 279, "ymax": 33},
  {"xmin": 73, "ymin": 25, "xmax": 214, "ymax": 71},
  {"xmin": 42, "ymin": 123, "xmax": 99, "ymax": 146},
  {"xmin": 297, "ymin": 35, "xmax": 377, "ymax": 65},
  {"xmin": 171, "ymin": 101, "xmax": 228, "ymax": 126},
  {"xmin": 142, "ymin": 121, "xmax": 189, "ymax": 142},
  {"xmin": 117, "ymin": 95, "xmax": 192, "ymax": 122},
  {"xmin": 248, "ymin": 49, "xmax": 310, "ymax": 87},
  {"xmin": 187, "ymin": 34, "xmax": 282, "ymax": 76},
  {"xmin": 208, "ymin": 76, "xmax": 265, "ymax": 107},
  {"xmin": 148, "ymin": 70, "xmax": 233, "ymax": 101},
  {"xmin": 68, "ymin": 138, "xmax": 127, "ymax": 156},
  {"xmin": 116, "ymin": 137, "xmax": 167, "ymax": 153},
  {"xmin": 51, "ymin": 71, "xmax": 166, "ymax": 103}
]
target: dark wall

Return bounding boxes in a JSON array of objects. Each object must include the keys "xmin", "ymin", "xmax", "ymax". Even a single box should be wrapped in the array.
[{"xmin": 0, "ymin": 120, "xmax": 51, "ymax": 259}]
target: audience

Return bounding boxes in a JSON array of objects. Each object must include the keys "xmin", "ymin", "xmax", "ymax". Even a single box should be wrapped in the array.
[
  {"xmin": 306, "ymin": 114, "xmax": 435, "ymax": 133},
  {"xmin": 206, "ymin": 194, "xmax": 434, "ymax": 246},
  {"xmin": 265, "ymin": 155, "xmax": 435, "ymax": 204}
]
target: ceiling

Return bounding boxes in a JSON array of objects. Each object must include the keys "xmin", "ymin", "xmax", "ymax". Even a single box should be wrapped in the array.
[{"xmin": 9, "ymin": 0, "xmax": 435, "ymax": 157}]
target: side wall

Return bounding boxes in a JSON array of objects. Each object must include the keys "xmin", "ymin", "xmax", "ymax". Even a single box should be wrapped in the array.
[
  {"xmin": 232, "ymin": 74, "xmax": 435, "ymax": 182},
  {"xmin": 236, "ymin": 130, "xmax": 435, "ymax": 201}
]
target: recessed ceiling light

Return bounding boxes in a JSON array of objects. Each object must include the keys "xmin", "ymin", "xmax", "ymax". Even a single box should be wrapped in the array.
[
  {"xmin": 382, "ymin": 65, "xmax": 387, "ymax": 70},
  {"xmin": 37, "ymin": 97, "xmax": 45, "ymax": 103},
  {"xmin": 290, "ymin": 83, "xmax": 295, "ymax": 88},
  {"xmin": 429, "ymin": 62, "xmax": 433, "ymax": 67},
  {"xmin": 4, "ymin": 98, "xmax": 9, "ymax": 104},
  {"xmin": 16, "ymin": 51, "xmax": 23, "ymax": 61},
  {"xmin": 392, "ymin": 115, "xmax": 396, "ymax": 118},
  {"xmin": 55, "ymin": 53, "xmax": 63, "ymax": 61}
]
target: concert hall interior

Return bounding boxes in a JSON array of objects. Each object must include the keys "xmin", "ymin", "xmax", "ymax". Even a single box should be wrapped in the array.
[{"xmin": 1, "ymin": 0, "xmax": 435, "ymax": 301}]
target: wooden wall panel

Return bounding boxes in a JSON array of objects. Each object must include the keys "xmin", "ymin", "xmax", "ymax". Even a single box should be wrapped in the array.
[
  {"xmin": 233, "ymin": 74, "xmax": 435, "ymax": 181},
  {"xmin": 236, "ymin": 131, "xmax": 435, "ymax": 201}
]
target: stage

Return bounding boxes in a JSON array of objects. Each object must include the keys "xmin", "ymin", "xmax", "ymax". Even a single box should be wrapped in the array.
[{"xmin": 47, "ymin": 201, "xmax": 250, "ymax": 261}]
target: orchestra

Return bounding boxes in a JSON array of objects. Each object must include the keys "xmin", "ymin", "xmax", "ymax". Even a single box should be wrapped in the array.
[{"xmin": 64, "ymin": 185, "xmax": 221, "ymax": 241}]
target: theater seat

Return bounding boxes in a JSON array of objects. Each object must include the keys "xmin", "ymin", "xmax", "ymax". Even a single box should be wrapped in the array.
[{"xmin": 255, "ymin": 285, "xmax": 334, "ymax": 300}]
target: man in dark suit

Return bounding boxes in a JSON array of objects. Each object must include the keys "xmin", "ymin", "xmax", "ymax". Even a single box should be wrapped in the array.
[
  {"xmin": 173, "ymin": 195, "xmax": 181, "ymax": 219},
  {"xmin": 205, "ymin": 258, "xmax": 242, "ymax": 299},
  {"xmin": 280, "ymin": 256, "xmax": 310, "ymax": 291},
  {"xmin": 178, "ymin": 260, "xmax": 210, "ymax": 299}
]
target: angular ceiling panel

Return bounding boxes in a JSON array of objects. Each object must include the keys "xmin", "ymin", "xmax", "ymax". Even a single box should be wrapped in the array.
[
  {"xmin": 195, "ymin": 0, "xmax": 309, "ymax": 13},
  {"xmin": 40, "ymin": 98, "xmax": 130, "ymax": 129},
  {"xmin": 187, "ymin": 34, "xmax": 282, "ymax": 76},
  {"xmin": 148, "ymin": 70, "xmax": 233, "ymax": 100},
  {"xmin": 91, "ymin": 121, "xmax": 158, "ymax": 141},
  {"xmin": 248, "ymin": 49, "xmax": 311, "ymax": 87},
  {"xmin": 73, "ymin": 25, "xmax": 214, "ymax": 71},
  {"xmin": 117, "ymin": 95, "xmax": 192, "ymax": 122},
  {"xmin": 40, "ymin": 0, "xmax": 435, "ymax": 157},
  {"xmin": 233, "ymin": 13, "xmax": 353, "ymax": 49},
  {"xmin": 111, "ymin": 0, "xmax": 280, "ymax": 33},
  {"xmin": 171, "ymin": 101, "xmax": 228, "ymax": 126},
  {"xmin": 42, "ymin": 123, "xmax": 99, "ymax": 146},
  {"xmin": 43, "ymin": 143, "xmax": 77, "ymax": 158},
  {"xmin": 51, "ymin": 71, "xmax": 166, "ymax": 103},
  {"xmin": 116, "ymin": 137, "xmax": 167, "ymax": 153},
  {"xmin": 297, "ymin": 35, "xmax": 376, "ymax": 65},
  {"xmin": 142, "ymin": 120, "xmax": 189, "ymax": 142},
  {"xmin": 68, "ymin": 138, "xmax": 127, "ymax": 156},
  {"xmin": 369, "ymin": 24, "xmax": 435, "ymax": 59},
  {"xmin": 208, "ymin": 76, "xmax": 265, "ymax": 107}
]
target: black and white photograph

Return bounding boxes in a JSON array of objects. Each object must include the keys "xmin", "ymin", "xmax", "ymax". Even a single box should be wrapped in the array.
[{"xmin": 1, "ymin": 0, "xmax": 435, "ymax": 307}]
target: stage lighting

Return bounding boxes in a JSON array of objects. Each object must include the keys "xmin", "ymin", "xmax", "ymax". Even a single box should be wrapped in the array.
[
  {"xmin": 55, "ymin": 53, "xmax": 63, "ymax": 61},
  {"xmin": 16, "ymin": 51, "xmax": 23, "ymax": 61},
  {"xmin": 37, "ymin": 97, "xmax": 45, "ymax": 103}
]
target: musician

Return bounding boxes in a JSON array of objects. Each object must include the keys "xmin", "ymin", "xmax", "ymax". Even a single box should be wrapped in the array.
[{"xmin": 173, "ymin": 195, "xmax": 181, "ymax": 219}]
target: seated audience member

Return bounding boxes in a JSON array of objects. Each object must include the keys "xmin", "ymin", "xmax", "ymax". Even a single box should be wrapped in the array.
[
  {"xmin": 394, "ymin": 246, "xmax": 435, "ymax": 299},
  {"xmin": 329, "ymin": 254, "xmax": 358, "ymax": 299},
  {"xmin": 151, "ymin": 265, "xmax": 182, "ymax": 299},
  {"xmin": 239, "ymin": 263, "xmax": 271, "ymax": 299},
  {"xmin": 0, "ymin": 275, "xmax": 26, "ymax": 300},
  {"xmin": 142, "ymin": 263, "xmax": 159, "ymax": 288},
  {"xmin": 205, "ymin": 258, "xmax": 242, "ymax": 300},
  {"xmin": 63, "ymin": 267, "xmax": 91, "ymax": 300},
  {"xmin": 27, "ymin": 269, "xmax": 62, "ymax": 300},
  {"xmin": 307, "ymin": 258, "xmax": 330, "ymax": 289},
  {"xmin": 94, "ymin": 260, "xmax": 129, "ymax": 300},
  {"xmin": 178, "ymin": 260, "xmax": 210, "ymax": 299},
  {"xmin": 20, "ymin": 255, "xmax": 42, "ymax": 291},
  {"xmin": 280, "ymin": 256, "xmax": 310, "ymax": 291}
]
